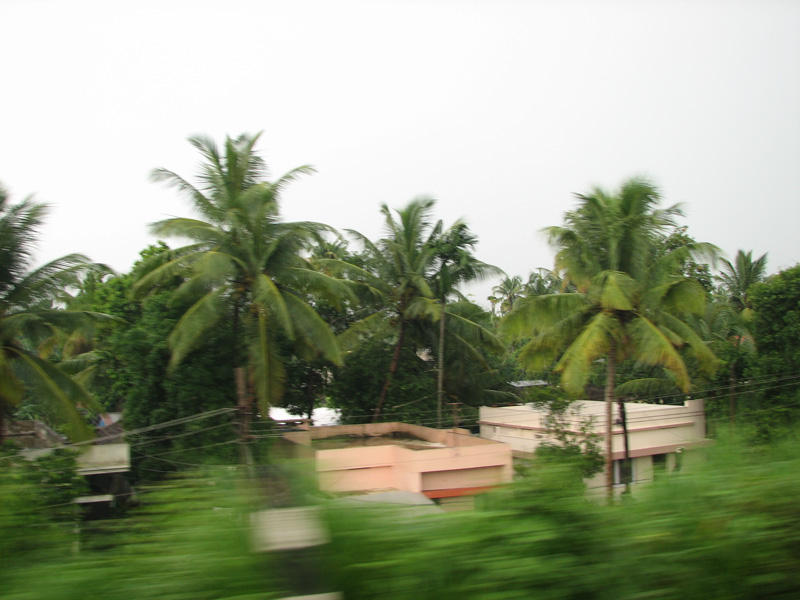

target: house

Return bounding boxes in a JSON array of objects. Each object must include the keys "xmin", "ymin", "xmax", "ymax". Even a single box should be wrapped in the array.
[
  {"xmin": 8, "ymin": 418, "xmax": 132, "ymax": 514},
  {"xmin": 283, "ymin": 421, "xmax": 513, "ymax": 508},
  {"xmin": 479, "ymin": 399, "xmax": 708, "ymax": 491}
]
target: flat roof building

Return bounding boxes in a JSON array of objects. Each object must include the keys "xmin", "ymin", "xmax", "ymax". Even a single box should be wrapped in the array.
[
  {"xmin": 479, "ymin": 399, "xmax": 707, "ymax": 491},
  {"xmin": 283, "ymin": 421, "xmax": 513, "ymax": 506}
]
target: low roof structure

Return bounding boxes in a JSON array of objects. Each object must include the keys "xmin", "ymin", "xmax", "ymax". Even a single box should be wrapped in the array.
[
  {"xmin": 284, "ymin": 422, "xmax": 512, "ymax": 500},
  {"xmin": 480, "ymin": 399, "xmax": 707, "ymax": 459}
]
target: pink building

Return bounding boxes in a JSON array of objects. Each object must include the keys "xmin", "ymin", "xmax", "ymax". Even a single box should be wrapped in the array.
[{"xmin": 284, "ymin": 422, "xmax": 513, "ymax": 502}]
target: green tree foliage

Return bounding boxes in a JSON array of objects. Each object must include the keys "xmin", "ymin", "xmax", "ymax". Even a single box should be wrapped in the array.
[
  {"xmin": 73, "ymin": 245, "xmax": 239, "ymax": 480},
  {"xmin": 330, "ymin": 336, "xmax": 435, "ymax": 424},
  {"xmin": 491, "ymin": 275, "xmax": 524, "ymax": 315},
  {"xmin": 0, "ymin": 185, "xmax": 110, "ymax": 441},
  {"xmin": 524, "ymin": 267, "xmax": 570, "ymax": 296},
  {"xmin": 430, "ymin": 221, "xmax": 501, "ymax": 427},
  {"xmin": 324, "ymin": 433, "xmax": 800, "ymax": 599},
  {"xmin": 339, "ymin": 198, "xmax": 443, "ymax": 420},
  {"xmin": 503, "ymin": 178, "xmax": 718, "ymax": 494},
  {"xmin": 718, "ymin": 249, "xmax": 768, "ymax": 313},
  {"xmin": 337, "ymin": 198, "xmax": 502, "ymax": 422},
  {"xmin": 137, "ymin": 133, "xmax": 350, "ymax": 412},
  {"xmin": 663, "ymin": 225, "xmax": 715, "ymax": 292},
  {"xmin": 0, "ymin": 447, "xmax": 85, "ymax": 590},
  {"xmin": 4, "ymin": 433, "xmax": 800, "ymax": 598},
  {"xmin": 746, "ymin": 264, "xmax": 800, "ymax": 437}
]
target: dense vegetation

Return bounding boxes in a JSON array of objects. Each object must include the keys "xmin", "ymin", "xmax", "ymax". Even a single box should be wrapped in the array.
[
  {"xmin": 2, "ymin": 433, "xmax": 799, "ymax": 599},
  {"xmin": 2, "ymin": 133, "xmax": 799, "ymax": 596}
]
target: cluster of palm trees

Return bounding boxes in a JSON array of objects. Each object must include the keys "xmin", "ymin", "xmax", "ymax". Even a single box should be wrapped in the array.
[
  {"xmin": 0, "ymin": 186, "xmax": 111, "ymax": 441},
  {"xmin": 501, "ymin": 180, "xmax": 768, "ymax": 495},
  {"xmin": 489, "ymin": 269, "xmax": 568, "ymax": 317},
  {"xmin": 1, "ymin": 133, "xmax": 771, "ymax": 496},
  {"xmin": 133, "ymin": 134, "xmax": 505, "ymax": 430}
]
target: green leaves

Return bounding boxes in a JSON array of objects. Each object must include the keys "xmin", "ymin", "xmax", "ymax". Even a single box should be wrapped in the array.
[
  {"xmin": 555, "ymin": 312, "xmax": 619, "ymax": 396},
  {"xmin": 7, "ymin": 348, "xmax": 97, "ymax": 440},
  {"xmin": 506, "ymin": 177, "xmax": 718, "ymax": 404},
  {"xmin": 0, "ymin": 187, "xmax": 114, "ymax": 441},
  {"xmin": 147, "ymin": 133, "xmax": 349, "ymax": 410},
  {"xmin": 167, "ymin": 289, "xmax": 228, "ymax": 368}
]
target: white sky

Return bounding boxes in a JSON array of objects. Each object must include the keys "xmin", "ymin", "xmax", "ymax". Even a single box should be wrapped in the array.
[{"xmin": 2, "ymin": 0, "xmax": 798, "ymax": 304}]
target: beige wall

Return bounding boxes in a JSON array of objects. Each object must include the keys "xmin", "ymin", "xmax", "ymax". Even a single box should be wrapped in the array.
[
  {"xmin": 293, "ymin": 423, "xmax": 513, "ymax": 496},
  {"xmin": 480, "ymin": 400, "xmax": 707, "ymax": 490},
  {"xmin": 480, "ymin": 400, "xmax": 706, "ymax": 457},
  {"xmin": 76, "ymin": 443, "xmax": 130, "ymax": 475}
]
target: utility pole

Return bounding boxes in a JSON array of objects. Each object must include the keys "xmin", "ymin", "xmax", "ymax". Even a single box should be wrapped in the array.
[
  {"xmin": 235, "ymin": 367, "xmax": 255, "ymax": 477},
  {"xmin": 618, "ymin": 400, "xmax": 631, "ymax": 494},
  {"xmin": 449, "ymin": 401, "xmax": 461, "ymax": 429}
]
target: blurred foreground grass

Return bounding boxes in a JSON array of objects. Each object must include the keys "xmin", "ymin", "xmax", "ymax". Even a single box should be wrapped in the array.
[{"xmin": 2, "ymin": 431, "xmax": 799, "ymax": 599}]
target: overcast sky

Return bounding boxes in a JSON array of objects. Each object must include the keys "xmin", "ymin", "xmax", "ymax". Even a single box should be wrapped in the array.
[{"xmin": 2, "ymin": 0, "xmax": 798, "ymax": 303}]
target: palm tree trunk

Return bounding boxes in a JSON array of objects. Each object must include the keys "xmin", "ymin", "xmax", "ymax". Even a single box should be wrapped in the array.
[
  {"xmin": 235, "ymin": 367, "xmax": 255, "ymax": 475},
  {"xmin": 437, "ymin": 304, "xmax": 446, "ymax": 429},
  {"xmin": 605, "ymin": 343, "xmax": 616, "ymax": 502},
  {"xmin": 374, "ymin": 318, "xmax": 405, "ymax": 422},
  {"xmin": 618, "ymin": 399, "xmax": 631, "ymax": 494}
]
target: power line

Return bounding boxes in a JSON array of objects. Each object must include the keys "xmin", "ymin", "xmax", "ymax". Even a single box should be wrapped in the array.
[{"xmin": 66, "ymin": 407, "xmax": 237, "ymax": 447}]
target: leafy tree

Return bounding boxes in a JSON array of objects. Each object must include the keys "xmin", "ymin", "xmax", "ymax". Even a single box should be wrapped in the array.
[
  {"xmin": 503, "ymin": 178, "xmax": 718, "ymax": 496},
  {"xmin": 491, "ymin": 275, "xmax": 524, "ymax": 315},
  {"xmin": 329, "ymin": 335, "xmax": 436, "ymax": 424},
  {"xmin": 746, "ymin": 264, "xmax": 800, "ymax": 438},
  {"xmin": 662, "ymin": 226, "xmax": 715, "ymax": 292},
  {"xmin": 686, "ymin": 249, "xmax": 767, "ymax": 427},
  {"xmin": 524, "ymin": 268, "xmax": 569, "ymax": 296},
  {"xmin": 136, "ymin": 133, "xmax": 350, "ymax": 414},
  {"xmin": 337, "ymin": 198, "xmax": 443, "ymax": 421},
  {"xmin": 718, "ymin": 249, "xmax": 768, "ymax": 313},
  {"xmin": 70, "ymin": 245, "xmax": 240, "ymax": 480},
  {"xmin": 0, "ymin": 185, "xmax": 109, "ymax": 441},
  {"xmin": 336, "ymin": 199, "xmax": 503, "ymax": 423},
  {"xmin": 430, "ymin": 221, "xmax": 501, "ymax": 427}
]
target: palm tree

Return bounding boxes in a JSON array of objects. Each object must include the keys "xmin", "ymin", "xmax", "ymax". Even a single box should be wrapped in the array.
[
  {"xmin": 335, "ymin": 200, "xmax": 503, "ymax": 423},
  {"xmin": 713, "ymin": 249, "xmax": 767, "ymax": 423},
  {"xmin": 135, "ymin": 133, "xmax": 350, "ymax": 415},
  {"xmin": 503, "ymin": 178, "xmax": 718, "ymax": 498},
  {"xmin": 492, "ymin": 275, "xmax": 524, "ymax": 315},
  {"xmin": 337, "ymin": 198, "xmax": 442, "ymax": 421},
  {"xmin": 524, "ymin": 268, "xmax": 567, "ymax": 296},
  {"xmin": 717, "ymin": 249, "xmax": 768, "ymax": 313},
  {"xmin": 430, "ymin": 222, "xmax": 501, "ymax": 427},
  {"xmin": 0, "ymin": 186, "xmax": 107, "ymax": 441}
]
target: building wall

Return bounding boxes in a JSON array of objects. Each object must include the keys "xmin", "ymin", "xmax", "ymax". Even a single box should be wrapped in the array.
[
  {"xmin": 305, "ymin": 423, "xmax": 513, "ymax": 496},
  {"xmin": 479, "ymin": 400, "xmax": 707, "ymax": 489},
  {"xmin": 76, "ymin": 443, "xmax": 131, "ymax": 475}
]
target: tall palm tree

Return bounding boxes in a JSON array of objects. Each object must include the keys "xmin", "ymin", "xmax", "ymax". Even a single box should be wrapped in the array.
[
  {"xmin": 336, "ymin": 198, "xmax": 442, "ymax": 421},
  {"xmin": 337, "ymin": 200, "xmax": 503, "ymax": 423},
  {"xmin": 135, "ymin": 133, "xmax": 350, "ymax": 414},
  {"xmin": 712, "ymin": 249, "xmax": 767, "ymax": 423},
  {"xmin": 717, "ymin": 249, "xmax": 768, "ymax": 313},
  {"xmin": 430, "ymin": 222, "xmax": 501, "ymax": 427},
  {"xmin": 492, "ymin": 275, "xmax": 524, "ymax": 315},
  {"xmin": 503, "ymin": 178, "xmax": 718, "ymax": 498},
  {"xmin": 0, "ymin": 186, "xmax": 107, "ymax": 441}
]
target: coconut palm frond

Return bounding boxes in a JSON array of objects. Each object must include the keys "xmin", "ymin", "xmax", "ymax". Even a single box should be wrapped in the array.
[
  {"xmin": 167, "ymin": 288, "xmax": 228, "ymax": 368},
  {"xmin": 627, "ymin": 316, "xmax": 690, "ymax": 391},
  {"xmin": 283, "ymin": 293, "xmax": 342, "ymax": 365}
]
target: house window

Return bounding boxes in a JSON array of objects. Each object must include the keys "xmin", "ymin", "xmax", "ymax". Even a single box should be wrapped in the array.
[
  {"xmin": 652, "ymin": 453, "xmax": 667, "ymax": 479},
  {"xmin": 613, "ymin": 459, "xmax": 634, "ymax": 486}
]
